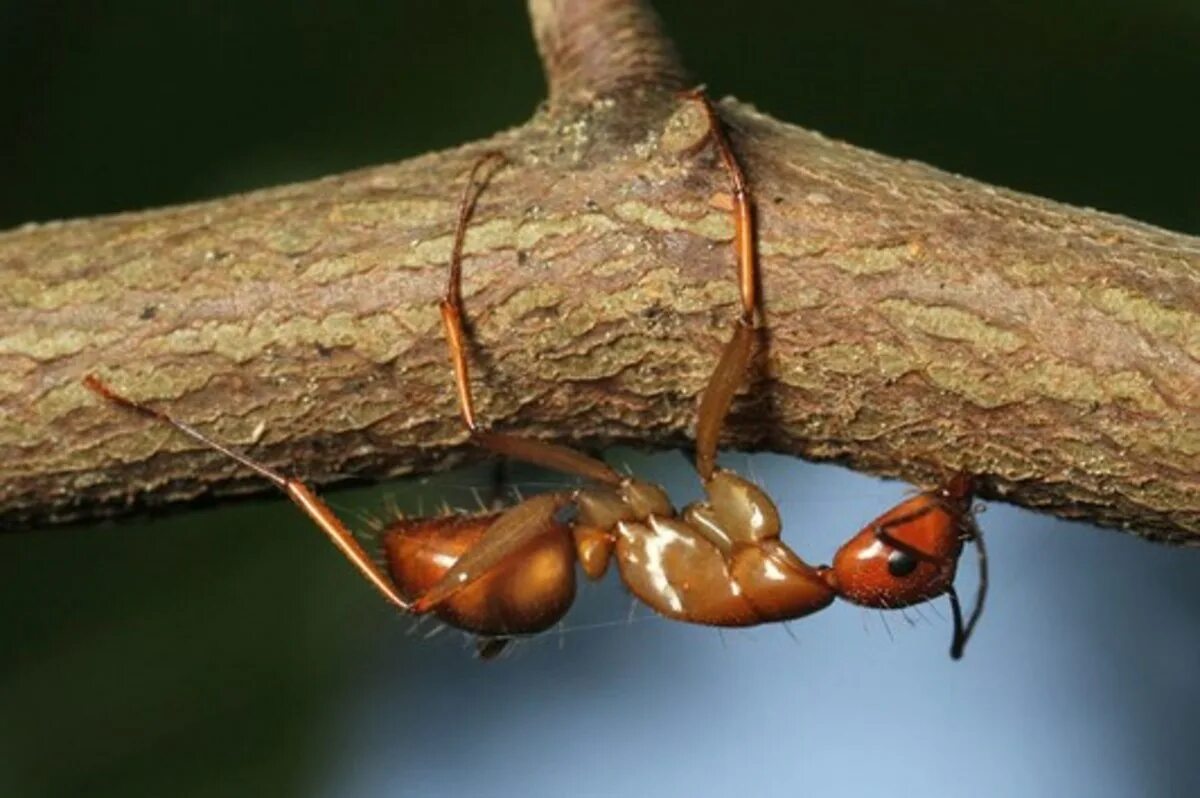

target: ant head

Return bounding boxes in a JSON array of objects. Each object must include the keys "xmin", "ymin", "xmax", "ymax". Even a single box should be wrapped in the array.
[
  {"xmin": 828, "ymin": 491, "xmax": 965, "ymax": 611},
  {"xmin": 829, "ymin": 474, "xmax": 988, "ymax": 659}
]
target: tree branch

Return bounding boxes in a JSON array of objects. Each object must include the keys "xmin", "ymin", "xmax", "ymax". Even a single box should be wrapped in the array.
[
  {"xmin": 2, "ymin": 0, "xmax": 1197, "ymax": 543},
  {"xmin": 529, "ymin": 0, "xmax": 686, "ymax": 109}
]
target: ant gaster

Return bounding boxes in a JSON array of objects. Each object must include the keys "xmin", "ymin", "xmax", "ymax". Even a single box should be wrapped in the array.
[{"xmin": 86, "ymin": 90, "xmax": 987, "ymax": 660}]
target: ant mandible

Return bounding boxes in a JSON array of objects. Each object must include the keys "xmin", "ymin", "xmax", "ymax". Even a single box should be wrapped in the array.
[{"xmin": 85, "ymin": 90, "xmax": 987, "ymax": 660}]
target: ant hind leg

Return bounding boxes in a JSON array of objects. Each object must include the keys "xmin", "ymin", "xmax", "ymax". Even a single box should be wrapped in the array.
[{"xmin": 82, "ymin": 375, "xmax": 411, "ymax": 611}]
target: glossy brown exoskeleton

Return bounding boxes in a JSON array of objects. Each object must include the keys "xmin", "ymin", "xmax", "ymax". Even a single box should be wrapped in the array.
[{"xmin": 86, "ymin": 91, "xmax": 987, "ymax": 659}]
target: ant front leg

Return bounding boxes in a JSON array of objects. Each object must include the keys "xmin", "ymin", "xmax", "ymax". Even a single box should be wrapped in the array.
[{"xmin": 82, "ymin": 376, "xmax": 412, "ymax": 612}]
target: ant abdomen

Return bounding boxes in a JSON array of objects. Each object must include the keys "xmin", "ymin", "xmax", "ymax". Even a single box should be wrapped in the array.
[{"xmin": 383, "ymin": 513, "xmax": 577, "ymax": 635}]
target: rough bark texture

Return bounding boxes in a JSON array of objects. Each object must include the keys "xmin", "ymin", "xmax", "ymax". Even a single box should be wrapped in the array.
[
  {"xmin": 2, "ymin": 0, "xmax": 1198, "ymax": 542},
  {"xmin": 530, "ymin": 0, "xmax": 686, "ymax": 107}
]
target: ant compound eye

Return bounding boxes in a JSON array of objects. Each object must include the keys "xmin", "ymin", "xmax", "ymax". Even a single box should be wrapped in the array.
[{"xmin": 887, "ymin": 548, "xmax": 919, "ymax": 578}]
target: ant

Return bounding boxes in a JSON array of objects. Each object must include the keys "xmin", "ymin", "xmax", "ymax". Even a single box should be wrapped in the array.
[{"xmin": 85, "ymin": 90, "xmax": 987, "ymax": 660}]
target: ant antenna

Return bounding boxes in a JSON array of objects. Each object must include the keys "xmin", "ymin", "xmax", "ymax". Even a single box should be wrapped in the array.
[{"xmin": 948, "ymin": 520, "xmax": 988, "ymax": 659}]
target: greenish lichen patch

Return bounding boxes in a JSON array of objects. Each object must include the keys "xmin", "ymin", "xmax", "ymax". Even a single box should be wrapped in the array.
[
  {"xmin": 412, "ymin": 218, "xmax": 517, "ymax": 265},
  {"xmin": 613, "ymin": 200, "xmax": 730, "ymax": 240},
  {"xmin": 1167, "ymin": 428, "xmax": 1200, "ymax": 458},
  {"xmin": 303, "ymin": 254, "xmax": 373, "ymax": 285},
  {"xmin": 490, "ymin": 285, "xmax": 567, "ymax": 327},
  {"xmin": 636, "ymin": 265, "xmax": 736, "ymax": 312},
  {"xmin": 829, "ymin": 244, "xmax": 914, "ymax": 276},
  {"xmin": 0, "ymin": 365, "xmax": 26, "ymax": 397},
  {"xmin": 535, "ymin": 266, "xmax": 734, "ymax": 342},
  {"xmin": 924, "ymin": 357, "xmax": 1017, "ymax": 409},
  {"xmin": 92, "ymin": 362, "xmax": 224, "ymax": 406},
  {"xmin": 1089, "ymin": 286, "xmax": 1200, "ymax": 360},
  {"xmin": 659, "ymin": 101, "xmax": 710, "ymax": 156},
  {"xmin": 758, "ymin": 237, "xmax": 830, "ymax": 259},
  {"xmin": 1027, "ymin": 360, "xmax": 1167, "ymax": 414},
  {"xmin": 590, "ymin": 256, "xmax": 639, "ymax": 278},
  {"xmin": 263, "ymin": 225, "xmax": 324, "ymax": 257},
  {"xmin": 31, "ymin": 378, "xmax": 142, "ymax": 437},
  {"xmin": 0, "ymin": 327, "xmax": 122, "ymax": 361},
  {"xmin": 327, "ymin": 198, "xmax": 450, "ymax": 227},
  {"xmin": 777, "ymin": 340, "xmax": 916, "ymax": 389},
  {"xmin": 768, "ymin": 284, "xmax": 827, "ymax": 312},
  {"xmin": 923, "ymin": 352, "xmax": 1170, "ymax": 414},
  {"xmin": 156, "ymin": 319, "xmax": 269, "ymax": 362},
  {"xmin": 546, "ymin": 335, "xmax": 675, "ymax": 383},
  {"xmin": 872, "ymin": 342, "xmax": 916, "ymax": 379},
  {"xmin": 393, "ymin": 303, "xmax": 441, "ymax": 337},
  {"xmin": 227, "ymin": 256, "xmax": 291, "ymax": 282},
  {"xmin": 1142, "ymin": 427, "xmax": 1200, "ymax": 458},
  {"xmin": 151, "ymin": 311, "xmax": 412, "ymax": 364},
  {"xmin": 2, "ymin": 275, "xmax": 107, "ymax": 310},
  {"xmin": 325, "ymin": 312, "xmax": 416, "ymax": 363},
  {"xmin": 879, "ymin": 299, "xmax": 1025, "ymax": 354},
  {"xmin": 515, "ymin": 213, "xmax": 616, "ymax": 250},
  {"xmin": 1108, "ymin": 424, "xmax": 1200, "ymax": 467},
  {"xmin": 112, "ymin": 256, "xmax": 190, "ymax": 292},
  {"xmin": 813, "ymin": 343, "xmax": 874, "ymax": 376},
  {"xmin": 1001, "ymin": 259, "xmax": 1068, "ymax": 286}
]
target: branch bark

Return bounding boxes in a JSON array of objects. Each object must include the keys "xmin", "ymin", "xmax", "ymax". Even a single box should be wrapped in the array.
[{"xmin": 2, "ymin": 0, "xmax": 1198, "ymax": 542}]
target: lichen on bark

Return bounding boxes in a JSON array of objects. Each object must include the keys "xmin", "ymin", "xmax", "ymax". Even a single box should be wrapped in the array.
[{"xmin": 1, "ymin": 0, "xmax": 1197, "ymax": 543}]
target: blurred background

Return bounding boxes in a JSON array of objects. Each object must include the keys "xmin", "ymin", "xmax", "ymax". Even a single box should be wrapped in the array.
[{"xmin": 2, "ymin": 2, "xmax": 1199, "ymax": 796}]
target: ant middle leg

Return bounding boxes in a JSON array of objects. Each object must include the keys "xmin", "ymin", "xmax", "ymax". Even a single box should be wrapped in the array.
[
  {"xmin": 680, "ymin": 90, "xmax": 762, "ymax": 482},
  {"xmin": 408, "ymin": 153, "xmax": 632, "ymax": 621},
  {"xmin": 437, "ymin": 152, "xmax": 623, "ymax": 488}
]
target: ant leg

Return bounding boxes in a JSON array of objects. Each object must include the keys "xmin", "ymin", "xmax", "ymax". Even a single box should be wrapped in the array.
[
  {"xmin": 680, "ymin": 89, "xmax": 760, "ymax": 482},
  {"xmin": 694, "ymin": 323, "xmax": 756, "ymax": 483},
  {"xmin": 952, "ymin": 514, "xmax": 988, "ymax": 659},
  {"xmin": 83, "ymin": 375, "xmax": 411, "ymax": 612},
  {"xmin": 410, "ymin": 490, "xmax": 574, "ymax": 613},
  {"xmin": 680, "ymin": 88, "xmax": 757, "ymax": 319},
  {"xmin": 439, "ymin": 152, "xmax": 623, "ymax": 487},
  {"xmin": 946, "ymin": 586, "xmax": 968, "ymax": 659},
  {"xmin": 409, "ymin": 154, "xmax": 626, "ymax": 615}
]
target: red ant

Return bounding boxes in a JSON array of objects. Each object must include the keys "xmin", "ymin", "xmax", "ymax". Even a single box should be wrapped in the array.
[{"xmin": 85, "ymin": 90, "xmax": 987, "ymax": 659}]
